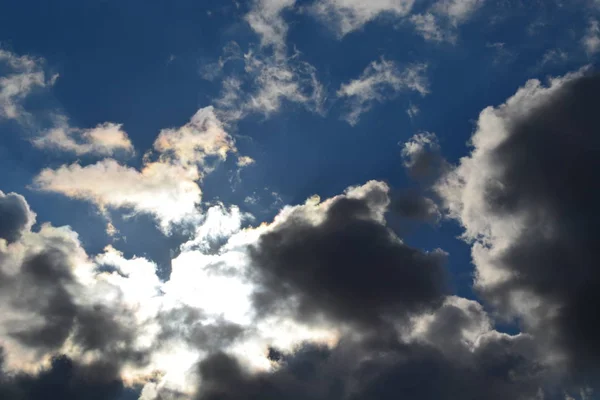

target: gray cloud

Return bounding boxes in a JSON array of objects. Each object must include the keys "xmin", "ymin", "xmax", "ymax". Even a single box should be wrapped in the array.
[
  {"xmin": 194, "ymin": 297, "xmax": 549, "ymax": 400},
  {"xmin": 0, "ymin": 191, "xmax": 35, "ymax": 244},
  {"xmin": 249, "ymin": 181, "xmax": 448, "ymax": 330},
  {"xmin": 437, "ymin": 70, "xmax": 600, "ymax": 385}
]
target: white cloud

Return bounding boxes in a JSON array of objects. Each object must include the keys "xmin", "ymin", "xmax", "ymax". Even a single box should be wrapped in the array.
[
  {"xmin": 0, "ymin": 49, "xmax": 54, "ymax": 122},
  {"xmin": 245, "ymin": 0, "xmax": 296, "ymax": 54},
  {"xmin": 312, "ymin": 0, "xmax": 414, "ymax": 37},
  {"xmin": 432, "ymin": 0, "xmax": 484, "ymax": 25},
  {"xmin": 583, "ymin": 19, "xmax": 600, "ymax": 55},
  {"xmin": 410, "ymin": 13, "xmax": 452, "ymax": 43},
  {"xmin": 337, "ymin": 58, "xmax": 428, "ymax": 125},
  {"xmin": 33, "ymin": 119, "xmax": 134, "ymax": 156},
  {"xmin": 34, "ymin": 107, "xmax": 242, "ymax": 231}
]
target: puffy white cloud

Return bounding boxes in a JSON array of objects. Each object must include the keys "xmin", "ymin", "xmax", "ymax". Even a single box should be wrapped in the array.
[
  {"xmin": 33, "ymin": 120, "xmax": 134, "ymax": 156},
  {"xmin": 34, "ymin": 107, "xmax": 242, "ymax": 231},
  {"xmin": 337, "ymin": 58, "xmax": 428, "ymax": 125}
]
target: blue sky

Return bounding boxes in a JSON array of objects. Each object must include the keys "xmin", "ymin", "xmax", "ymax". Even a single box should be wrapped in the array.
[{"xmin": 1, "ymin": 1, "xmax": 600, "ymax": 399}]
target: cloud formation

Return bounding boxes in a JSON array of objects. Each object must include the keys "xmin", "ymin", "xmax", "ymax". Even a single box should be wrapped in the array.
[
  {"xmin": 33, "ymin": 120, "xmax": 134, "ymax": 156},
  {"xmin": 34, "ymin": 107, "xmax": 243, "ymax": 231},
  {"xmin": 0, "ymin": 49, "xmax": 54, "ymax": 122},
  {"xmin": 337, "ymin": 59, "xmax": 428, "ymax": 125},
  {"xmin": 249, "ymin": 181, "xmax": 448, "ymax": 329},
  {"xmin": 437, "ymin": 70, "xmax": 600, "ymax": 382},
  {"xmin": 312, "ymin": 0, "xmax": 414, "ymax": 37}
]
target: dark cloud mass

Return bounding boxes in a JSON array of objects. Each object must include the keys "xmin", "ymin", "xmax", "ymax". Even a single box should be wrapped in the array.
[
  {"xmin": 391, "ymin": 191, "xmax": 441, "ymax": 223},
  {"xmin": 195, "ymin": 332, "xmax": 546, "ymax": 400},
  {"xmin": 0, "ymin": 351, "xmax": 126, "ymax": 400},
  {"xmin": 442, "ymin": 72, "xmax": 600, "ymax": 383},
  {"xmin": 249, "ymin": 182, "xmax": 448, "ymax": 329},
  {"xmin": 0, "ymin": 191, "xmax": 34, "ymax": 244}
]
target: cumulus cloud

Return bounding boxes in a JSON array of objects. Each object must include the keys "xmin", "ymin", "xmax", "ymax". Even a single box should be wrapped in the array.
[
  {"xmin": 0, "ymin": 49, "xmax": 55, "ymax": 122},
  {"xmin": 194, "ymin": 296, "xmax": 546, "ymax": 400},
  {"xmin": 0, "ymin": 191, "xmax": 36, "ymax": 244},
  {"xmin": 401, "ymin": 132, "xmax": 447, "ymax": 180},
  {"xmin": 337, "ymin": 59, "xmax": 428, "ymax": 125},
  {"xmin": 34, "ymin": 107, "xmax": 243, "ymax": 231},
  {"xmin": 311, "ymin": 0, "xmax": 414, "ymax": 37},
  {"xmin": 437, "ymin": 69, "xmax": 600, "ymax": 383},
  {"xmin": 249, "ymin": 180, "xmax": 448, "ymax": 330},
  {"xmin": 33, "ymin": 120, "xmax": 134, "ymax": 156},
  {"xmin": 391, "ymin": 191, "xmax": 441, "ymax": 223}
]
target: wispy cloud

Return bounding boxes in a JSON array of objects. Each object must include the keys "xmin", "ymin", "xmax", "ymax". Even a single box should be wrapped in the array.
[{"xmin": 337, "ymin": 58, "xmax": 428, "ymax": 125}]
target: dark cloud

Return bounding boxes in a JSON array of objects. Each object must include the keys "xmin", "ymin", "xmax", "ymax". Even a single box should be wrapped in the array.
[
  {"xmin": 157, "ymin": 306, "xmax": 245, "ymax": 351},
  {"xmin": 440, "ymin": 72, "xmax": 600, "ymax": 383},
  {"xmin": 0, "ymin": 351, "xmax": 126, "ymax": 400},
  {"xmin": 0, "ymin": 194, "xmax": 150, "ymax": 376},
  {"xmin": 249, "ymin": 182, "xmax": 448, "ymax": 329},
  {"xmin": 390, "ymin": 191, "xmax": 441, "ymax": 222},
  {"xmin": 195, "ymin": 329, "xmax": 547, "ymax": 400},
  {"xmin": 0, "ymin": 191, "xmax": 34, "ymax": 244},
  {"xmin": 401, "ymin": 132, "xmax": 448, "ymax": 181}
]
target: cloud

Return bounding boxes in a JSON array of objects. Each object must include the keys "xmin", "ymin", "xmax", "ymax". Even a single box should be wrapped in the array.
[
  {"xmin": 0, "ymin": 205, "xmax": 154, "ymax": 378},
  {"xmin": 210, "ymin": 1, "xmax": 325, "ymax": 121},
  {"xmin": 432, "ymin": 0, "xmax": 484, "ymax": 26},
  {"xmin": 34, "ymin": 107, "xmax": 240, "ymax": 231},
  {"xmin": 410, "ymin": 0, "xmax": 484, "ymax": 43},
  {"xmin": 436, "ymin": 69, "xmax": 600, "ymax": 382},
  {"xmin": 410, "ymin": 13, "xmax": 451, "ymax": 43},
  {"xmin": 245, "ymin": 0, "xmax": 296, "ymax": 54},
  {"xmin": 390, "ymin": 191, "xmax": 441, "ymax": 223},
  {"xmin": 33, "ymin": 120, "xmax": 134, "ymax": 156},
  {"xmin": 337, "ymin": 59, "xmax": 428, "ymax": 125},
  {"xmin": 0, "ymin": 191, "xmax": 36, "ymax": 244},
  {"xmin": 0, "ymin": 49, "xmax": 54, "ymax": 122},
  {"xmin": 0, "ymin": 49, "xmax": 134, "ymax": 157},
  {"xmin": 194, "ymin": 296, "xmax": 546, "ymax": 400},
  {"xmin": 311, "ymin": 0, "xmax": 414, "ymax": 37},
  {"xmin": 401, "ymin": 132, "xmax": 447, "ymax": 180},
  {"xmin": 583, "ymin": 19, "xmax": 600, "ymax": 55},
  {"xmin": 249, "ymin": 180, "xmax": 448, "ymax": 329}
]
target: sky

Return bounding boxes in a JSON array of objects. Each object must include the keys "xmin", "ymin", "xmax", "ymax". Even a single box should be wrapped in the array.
[{"xmin": 0, "ymin": 0, "xmax": 599, "ymax": 399}]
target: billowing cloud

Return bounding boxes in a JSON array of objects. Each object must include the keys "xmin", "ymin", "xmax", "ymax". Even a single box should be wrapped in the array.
[
  {"xmin": 194, "ymin": 296, "xmax": 546, "ymax": 400},
  {"xmin": 0, "ymin": 49, "xmax": 55, "ymax": 122},
  {"xmin": 311, "ymin": 0, "xmax": 414, "ymax": 37},
  {"xmin": 437, "ymin": 69, "xmax": 600, "ymax": 382},
  {"xmin": 0, "ymin": 191, "xmax": 36, "ymax": 244},
  {"xmin": 249, "ymin": 180, "xmax": 448, "ymax": 329},
  {"xmin": 401, "ymin": 132, "xmax": 447, "ymax": 180},
  {"xmin": 391, "ymin": 191, "xmax": 441, "ymax": 223},
  {"xmin": 34, "ymin": 107, "xmax": 241, "ymax": 231},
  {"xmin": 337, "ymin": 59, "xmax": 428, "ymax": 125},
  {"xmin": 33, "ymin": 120, "xmax": 134, "ymax": 156}
]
